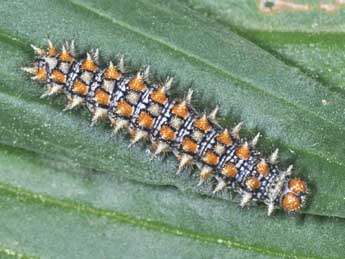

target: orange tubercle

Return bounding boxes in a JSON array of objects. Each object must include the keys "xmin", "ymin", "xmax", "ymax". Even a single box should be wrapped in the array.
[
  {"xmin": 35, "ymin": 67, "xmax": 47, "ymax": 81},
  {"xmin": 138, "ymin": 111, "xmax": 154, "ymax": 129},
  {"xmin": 236, "ymin": 144, "xmax": 250, "ymax": 160},
  {"xmin": 257, "ymin": 160, "xmax": 270, "ymax": 176},
  {"xmin": 95, "ymin": 89, "xmax": 110, "ymax": 106},
  {"xmin": 59, "ymin": 50, "xmax": 74, "ymax": 63},
  {"xmin": 129, "ymin": 75, "xmax": 146, "ymax": 91},
  {"xmin": 51, "ymin": 69, "xmax": 66, "ymax": 84},
  {"xmin": 217, "ymin": 129, "xmax": 232, "ymax": 146},
  {"xmin": 81, "ymin": 58, "xmax": 98, "ymax": 72},
  {"xmin": 160, "ymin": 125, "xmax": 175, "ymax": 141},
  {"xmin": 47, "ymin": 47, "xmax": 57, "ymax": 56},
  {"xmin": 182, "ymin": 137, "xmax": 198, "ymax": 153},
  {"xmin": 72, "ymin": 80, "xmax": 88, "ymax": 95},
  {"xmin": 172, "ymin": 102, "xmax": 189, "ymax": 118},
  {"xmin": 245, "ymin": 177, "xmax": 260, "ymax": 190},
  {"xmin": 282, "ymin": 193, "xmax": 301, "ymax": 212},
  {"xmin": 203, "ymin": 151, "xmax": 219, "ymax": 166},
  {"xmin": 117, "ymin": 100, "xmax": 133, "ymax": 117},
  {"xmin": 150, "ymin": 87, "xmax": 167, "ymax": 104},
  {"xmin": 222, "ymin": 163, "xmax": 238, "ymax": 178},
  {"xmin": 194, "ymin": 116, "xmax": 211, "ymax": 132},
  {"xmin": 104, "ymin": 64, "xmax": 121, "ymax": 80},
  {"xmin": 289, "ymin": 178, "xmax": 307, "ymax": 193}
]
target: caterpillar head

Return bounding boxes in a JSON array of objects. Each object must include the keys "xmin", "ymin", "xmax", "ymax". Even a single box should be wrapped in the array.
[
  {"xmin": 281, "ymin": 178, "xmax": 308, "ymax": 213},
  {"xmin": 267, "ymin": 165, "xmax": 308, "ymax": 215}
]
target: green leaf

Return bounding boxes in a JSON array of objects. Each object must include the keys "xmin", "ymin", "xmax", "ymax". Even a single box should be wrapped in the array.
[
  {"xmin": 186, "ymin": 0, "xmax": 345, "ymax": 91},
  {"xmin": 0, "ymin": 0, "xmax": 344, "ymax": 258}
]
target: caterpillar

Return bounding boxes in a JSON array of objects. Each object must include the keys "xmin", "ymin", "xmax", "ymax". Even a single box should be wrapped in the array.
[{"xmin": 21, "ymin": 40, "xmax": 308, "ymax": 216}]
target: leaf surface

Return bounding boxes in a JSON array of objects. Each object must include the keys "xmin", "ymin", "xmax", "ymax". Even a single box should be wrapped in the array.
[{"xmin": 0, "ymin": 0, "xmax": 344, "ymax": 258}]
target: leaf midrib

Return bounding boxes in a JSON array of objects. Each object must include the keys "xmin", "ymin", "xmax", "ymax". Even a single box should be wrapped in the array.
[
  {"xmin": 0, "ymin": 245, "xmax": 38, "ymax": 259},
  {"xmin": 0, "ymin": 181, "xmax": 330, "ymax": 259}
]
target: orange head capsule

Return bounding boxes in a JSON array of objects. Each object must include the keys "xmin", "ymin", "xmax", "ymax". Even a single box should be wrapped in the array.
[
  {"xmin": 281, "ymin": 178, "xmax": 308, "ymax": 213},
  {"xmin": 288, "ymin": 178, "xmax": 307, "ymax": 194},
  {"xmin": 281, "ymin": 192, "xmax": 302, "ymax": 213}
]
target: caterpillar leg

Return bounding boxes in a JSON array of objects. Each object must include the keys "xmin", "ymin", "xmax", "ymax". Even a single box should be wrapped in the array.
[
  {"xmin": 197, "ymin": 166, "xmax": 212, "ymax": 187},
  {"xmin": 63, "ymin": 96, "xmax": 84, "ymax": 111},
  {"xmin": 176, "ymin": 154, "xmax": 193, "ymax": 175},
  {"xmin": 212, "ymin": 178, "xmax": 227, "ymax": 194},
  {"xmin": 240, "ymin": 192, "xmax": 253, "ymax": 208}
]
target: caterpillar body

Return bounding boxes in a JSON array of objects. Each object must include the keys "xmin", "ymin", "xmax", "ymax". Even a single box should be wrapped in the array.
[{"xmin": 22, "ymin": 40, "xmax": 308, "ymax": 216}]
